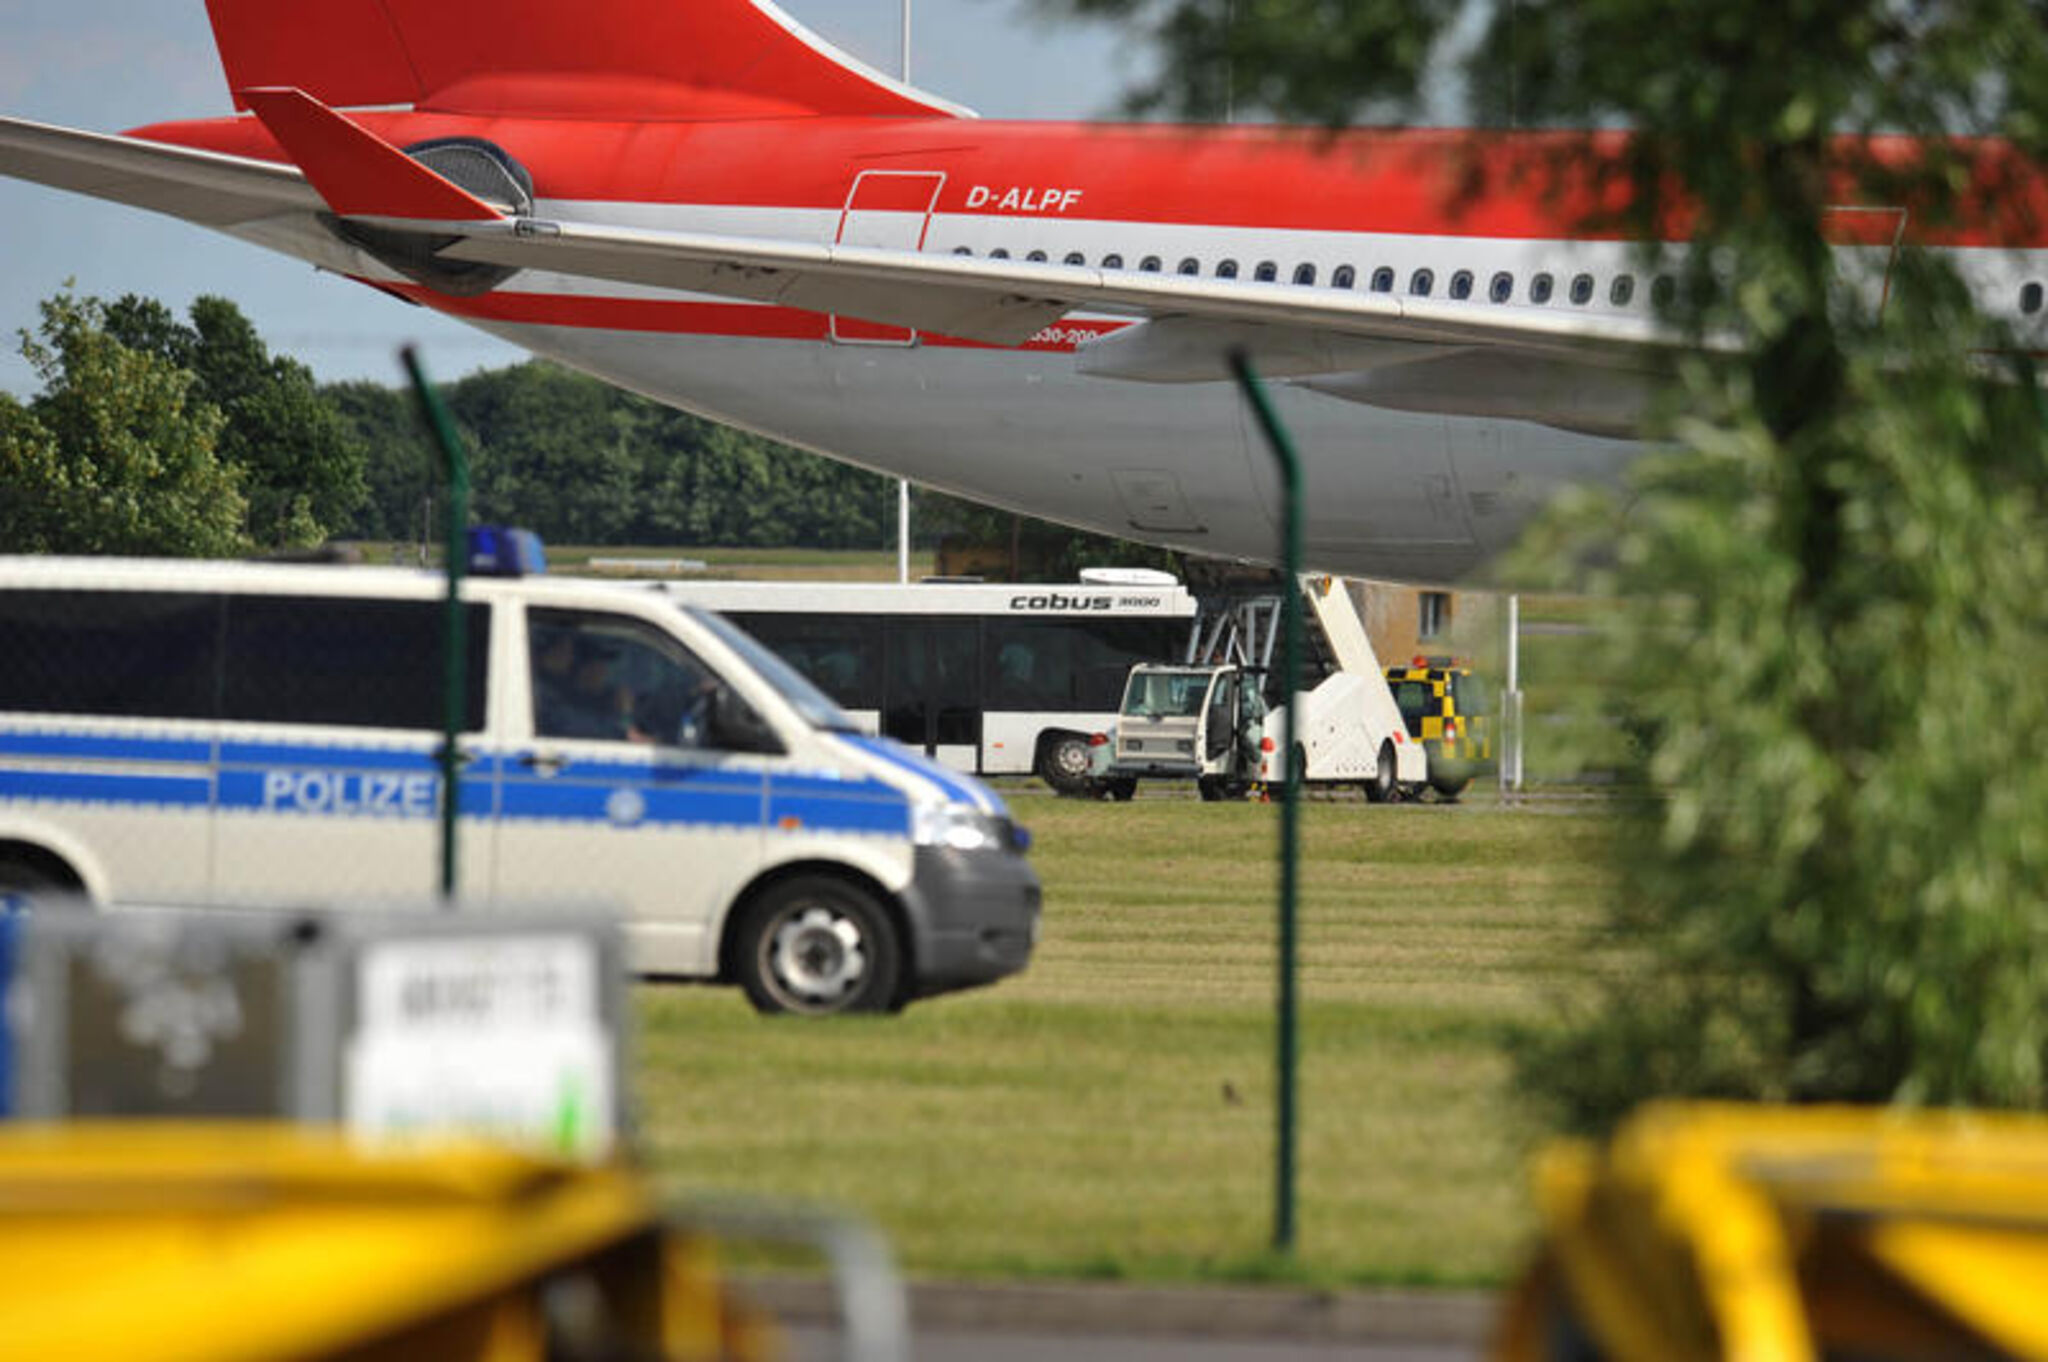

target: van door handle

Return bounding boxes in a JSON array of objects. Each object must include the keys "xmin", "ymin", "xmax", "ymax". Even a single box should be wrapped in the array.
[{"xmin": 521, "ymin": 751, "xmax": 566, "ymax": 776}]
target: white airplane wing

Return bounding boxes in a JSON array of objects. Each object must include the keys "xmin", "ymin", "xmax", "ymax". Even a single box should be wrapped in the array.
[
  {"xmin": 0, "ymin": 115, "xmax": 319, "ymax": 226},
  {"xmin": 0, "ymin": 110, "xmax": 1674, "ymax": 436}
]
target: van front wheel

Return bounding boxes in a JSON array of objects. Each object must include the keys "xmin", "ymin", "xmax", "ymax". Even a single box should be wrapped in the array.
[{"xmin": 736, "ymin": 876, "xmax": 904, "ymax": 1016}]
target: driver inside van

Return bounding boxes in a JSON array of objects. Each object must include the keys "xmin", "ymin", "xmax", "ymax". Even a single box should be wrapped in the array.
[{"xmin": 533, "ymin": 627, "xmax": 641, "ymax": 741}]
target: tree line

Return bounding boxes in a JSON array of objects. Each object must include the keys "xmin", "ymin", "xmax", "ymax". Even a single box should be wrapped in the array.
[{"xmin": 2, "ymin": 288, "xmax": 1142, "ymax": 568}]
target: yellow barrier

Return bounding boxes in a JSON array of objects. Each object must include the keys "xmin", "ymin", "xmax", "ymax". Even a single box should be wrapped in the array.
[
  {"xmin": 0, "ymin": 1122, "xmax": 780, "ymax": 1362},
  {"xmin": 1497, "ymin": 1102, "xmax": 2048, "ymax": 1361}
]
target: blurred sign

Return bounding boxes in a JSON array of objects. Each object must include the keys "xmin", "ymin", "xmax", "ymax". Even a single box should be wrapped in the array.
[
  {"xmin": 4, "ymin": 906, "xmax": 625, "ymax": 1160},
  {"xmin": 345, "ymin": 933, "xmax": 615, "ymax": 1159}
]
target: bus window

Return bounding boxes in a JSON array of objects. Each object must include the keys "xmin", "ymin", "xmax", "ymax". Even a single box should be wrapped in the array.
[
  {"xmin": 729, "ymin": 613, "xmax": 881, "ymax": 711},
  {"xmin": 885, "ymin": 619, "xmax": 980, "ymax": 755}
]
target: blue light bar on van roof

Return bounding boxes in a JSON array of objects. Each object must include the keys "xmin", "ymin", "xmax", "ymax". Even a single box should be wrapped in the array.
[{"xmin": 467, "ymin": 526, "xmax": 547, "ymax": 577}]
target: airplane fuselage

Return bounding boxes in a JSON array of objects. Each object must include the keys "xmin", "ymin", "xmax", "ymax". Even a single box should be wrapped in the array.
[{"xmin": 115, "ymin": 112, "xmax": 2048, "ymax": 579}]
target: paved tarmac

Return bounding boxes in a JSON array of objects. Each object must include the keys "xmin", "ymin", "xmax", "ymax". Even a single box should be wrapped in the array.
[{"xmin": 741, "ymin": 1277, "xmax": 1497, "ymax": 1361}]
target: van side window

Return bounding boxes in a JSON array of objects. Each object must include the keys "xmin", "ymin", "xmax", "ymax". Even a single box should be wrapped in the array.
[
  {"xmin": 224, "ymin": 596, "xmax": 489, "ymax": 731},
  {"xmin": 0, "ymin": 589, "xmax": 218, "ymax": 720},
  {"xmin": 531, "ymin": 609, "xmax": 758, "ymax": 749}
]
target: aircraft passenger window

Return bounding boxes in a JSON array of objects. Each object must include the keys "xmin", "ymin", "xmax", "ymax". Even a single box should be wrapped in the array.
[
  {"xmin": 1064, "ymin": 251, "xmax": 1087, "ymax": 266},
  {"xmin": 1027, "ymin": 249, "xmax": 1048, "ymax": 262},
  {"xmin": 1102, "ymin": 253, "xmax": 1124, "ymax": 269},
  {"xmin": 1139, "ymin": 255, "xmax": 1163, "ymax": 272},
  {"xmin": 1569, "ymin": 273, "xmax": 1594, "ymax": 304},
  {"xmin": 990, "ymin": 248, "xmax": 1010, "ymax": 259},
  {"xmin": 1489, "ymin": 271, "xmax": 1514, "ymax": 303},
  {"xmin": 1216, "ymin": 259, "xmax": 1240, "ymax": 279},
  {"xmin": 2024, "ymin": 282, "xmax": 2045, "ymax": 315},
  {"xmin": 1651, "ymin": 274, "xmax": 1677, "ymax": 308},
  {"xmin": 1254, "ymin": 261, "xmax": 1279, "ymax": 282},
  {"xmin": 1292, "ymin": 263, "xmax": 1317, "ymax": 286},
  {"xmin": 1333, "ymin": 265, "xmax": 1356, "ymax": 289},
  {"xmin": 1611, "ymin": 275, "xmax": 1636, "ymax": 306},
  {"xmin": 952, "ymin": 246, "xmax": 972, "ymax": 256},
  {"xmin": 1178, "ymin": 257, "xmax": 1201, "ymax": 275},
  {"xmin": 1449, "ymin": 270, "xmax": 1474, "ymax": 300},
  {"xmin": 1370, "ymin": 267, "xmax": 1395, "ymax": 293},
  {"xmin": 1409, "ymin": 269, "xmax": 1434, "ymax": 297},
  {"xmin": 1530, "ymin": 273, "xmax": 1555, "ymax": 304}
]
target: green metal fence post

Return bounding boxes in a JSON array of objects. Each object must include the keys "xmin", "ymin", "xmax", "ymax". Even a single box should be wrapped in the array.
[
  {"xmin": 403, "ymin": 346, "xmax": 470, "ymax": 905},
  {"xmin": 1229, "ymin": 348, "xmax": 1301, "ymax": 1255}
]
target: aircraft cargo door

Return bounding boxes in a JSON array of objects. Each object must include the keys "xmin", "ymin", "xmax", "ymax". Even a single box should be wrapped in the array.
[{"xmin": 831, "ymin": 170, "xmax": 945, "ymax": 346}]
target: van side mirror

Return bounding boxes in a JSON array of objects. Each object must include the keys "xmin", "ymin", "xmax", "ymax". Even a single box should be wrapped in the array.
[{"xmin": 704, "ymin": 686, "xmax": 783, "ymax": 755}]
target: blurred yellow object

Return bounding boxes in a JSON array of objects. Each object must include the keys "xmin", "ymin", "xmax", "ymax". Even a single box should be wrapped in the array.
[
  {"xmin": 0, "ymin": 1121, "xmax": 780, "ymax": 1362},
  {"xmin": 1496, "ymin": 1102, "xmax": 2048, "ymax": 1362}
]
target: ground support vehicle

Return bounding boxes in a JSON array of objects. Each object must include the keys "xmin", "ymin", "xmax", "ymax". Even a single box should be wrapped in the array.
[
  {"xmin": 0, "ymin": 552, "xmax": 1040, "ymax": 1016},
  {"xmin": 1095, "ymin": 575, "xmax": 1427, "ymax": 800},
  {"xmin": 1386, "ymin": 658, "xmax": 1496, "ymax": 799},
  {"xmin": 1498, "ymin": 1102, "xmax": 2048, "ymax": 1361},
  {"xmin": 1095, "ymin": 663, "xmax": 1266, "ymax": 801}
]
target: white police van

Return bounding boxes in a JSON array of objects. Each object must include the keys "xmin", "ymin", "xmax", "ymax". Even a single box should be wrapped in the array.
[{"xmin": 0, "ymin": 549, "xmax": 1040, "ymax": 1015}]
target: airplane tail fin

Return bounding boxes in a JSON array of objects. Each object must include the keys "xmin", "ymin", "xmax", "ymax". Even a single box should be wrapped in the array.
[{"xmin": 203, "ymin": 0, "xmax": 970, "ymax": 121}]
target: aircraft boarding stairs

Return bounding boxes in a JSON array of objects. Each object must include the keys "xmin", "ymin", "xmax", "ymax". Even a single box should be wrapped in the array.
[{"xmin": 1176, "ymin": 568, "xmax": 1424, "ymax": 792}]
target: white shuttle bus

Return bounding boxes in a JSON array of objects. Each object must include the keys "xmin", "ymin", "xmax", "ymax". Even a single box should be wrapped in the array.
[
  {"xmin": 660, "ymin": 575, "xmax": 1198, "ymax": 794},
  {"xmin": 0, "ymin": 553, "xmax": 1040, "ymax": 1015}
]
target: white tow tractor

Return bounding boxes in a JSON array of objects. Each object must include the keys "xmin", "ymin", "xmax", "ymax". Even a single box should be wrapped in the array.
[
  {"xmin": 1091, "ymin": 576, "xmax": 1429, "ymax": 801},
  {"xmin": 1094, "ymin": 663, "xmax": 1268, "ymax": 802}
]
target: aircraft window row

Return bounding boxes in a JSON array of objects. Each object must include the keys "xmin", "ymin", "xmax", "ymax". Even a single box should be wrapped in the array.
[{"xmin": 945, "ymin": 244, "xmax": 1694, "ymax": 311}]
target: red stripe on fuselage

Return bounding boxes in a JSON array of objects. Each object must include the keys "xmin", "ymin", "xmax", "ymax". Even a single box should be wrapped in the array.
[
  {"xmin": 376, "ymin": 282, "xmax": 1133, "ymax": 350},
  {"xmin": 132, "ymin": 115, "xmax": 2048, "ymax": 248}
]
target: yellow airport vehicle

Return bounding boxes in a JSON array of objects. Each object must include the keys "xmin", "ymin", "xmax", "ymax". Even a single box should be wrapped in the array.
[
  {"xmin": 0, "ymin": 1122, "xmax": 788, "ymax": 1362},
  {"xmin": 1385, "ymin": 658, "xmax": 1494, "ymax": 798},
  {"xmin": 1496, "ymin": 1101, "xmax": 2048, "ymax": 1361}
]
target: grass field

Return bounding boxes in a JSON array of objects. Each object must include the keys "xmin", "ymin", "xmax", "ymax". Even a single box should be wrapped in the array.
[{"xmin": 632, "ymin": 792, "xmax": 1612, "ymax": 1288}]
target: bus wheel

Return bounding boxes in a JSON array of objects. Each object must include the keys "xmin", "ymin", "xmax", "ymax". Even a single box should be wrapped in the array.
[
  {"xmin": 1363, "ymin": 741, "xmax": 1399, "ymax": 804},
  {"xmin": 1038, "ymin": 733, "xmax": 1096, "ymax": 797},
  {"xmin": 1102, "ymin": 778, "xmax": 1138, "ymax": 802},
  {"xmin": 735, "ymin": 875, "xmax": 903, "ymax": 1016}
]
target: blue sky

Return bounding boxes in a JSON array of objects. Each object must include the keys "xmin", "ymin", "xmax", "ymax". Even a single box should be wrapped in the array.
[{"xmin": 0, "ymin": 0, "xmax": 1145, "ymax": 396}]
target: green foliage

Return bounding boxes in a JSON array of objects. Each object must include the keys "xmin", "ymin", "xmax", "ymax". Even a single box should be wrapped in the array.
[
  {"xmin": 1, "ymin": 293, "xmax": 246, "ymax": 555},
  {"xmin": 1060, "ymin": 0, "xmax": 2048, "ymax": 1125},
  {"xmin": 1039, "ymin": 0, "xmax": 1454, "ymax": 125},
  {"xmin": 103, "ymin": 294, "xmax": 367, "ymax": 548},
  {"xmin": 326, "ymin": 359, "xmax": 1151, "ymax": 566}
]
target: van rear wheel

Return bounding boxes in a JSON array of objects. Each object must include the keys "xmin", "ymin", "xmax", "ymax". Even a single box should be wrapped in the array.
[
  {"xmin": 0, "ymin": 855, "xmax": 71, "ymax": 914},
  {"xmin": 735, "ymin": 876, "xmax": 903, "ymax": 1016}
]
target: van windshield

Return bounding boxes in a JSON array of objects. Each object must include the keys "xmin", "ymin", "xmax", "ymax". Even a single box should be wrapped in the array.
[{"xmin": 685, "ymin": 605, "xmax": 861, "ymax": 733}]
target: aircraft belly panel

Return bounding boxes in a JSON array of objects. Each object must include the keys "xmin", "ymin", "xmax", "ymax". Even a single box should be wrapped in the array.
[{"xmin": 461, "ymin": 317, "xmax": 1607, "ymax": 583}]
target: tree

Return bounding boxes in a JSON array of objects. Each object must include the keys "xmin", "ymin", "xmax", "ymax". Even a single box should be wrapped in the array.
[
  {"xmin": 1046, "ymin": 0, "xmax": 2048, "ymax": 1125},
  {"xmin": 324, "ymin": 378, "xmax": 439, "ymax": 544},
  {"xmin": 104, "ymin": 294, "xmax": 367, "ymax": 548},
  {"xmin": 1, "ymin": 292, "xmax": 246, "ymax": 555}
]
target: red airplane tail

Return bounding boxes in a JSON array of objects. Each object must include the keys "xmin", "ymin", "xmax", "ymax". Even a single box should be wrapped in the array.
[{"xmin": 202, "ymin": 0, "xmax": 967, "ymax": 121}]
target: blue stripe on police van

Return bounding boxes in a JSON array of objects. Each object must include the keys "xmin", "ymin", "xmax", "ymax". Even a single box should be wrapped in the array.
[
  {"xmin": 766, "ymin": 779, "xmax": 910, "ymax": 835},
  {"xmin": 1, "ymin": 728, "xmax": 917, "ymax": 836},
  {"xmin": 838, "ymin": 735, "xmax": 1001, "ymax": 814},
  {"xmin": 218, "ymin": 740, "xmax": 441, "ymax": 771},
  {"xmin": 0, "ymin": 769, "xmax": 212, "ymax": 808},
  {"xmin": 497, "ymin": 775, "xmax": 764, "ymax": 830},
  {"xmin": 0, "ymin": 730, "xmax": 212, "ymax": 764}
]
